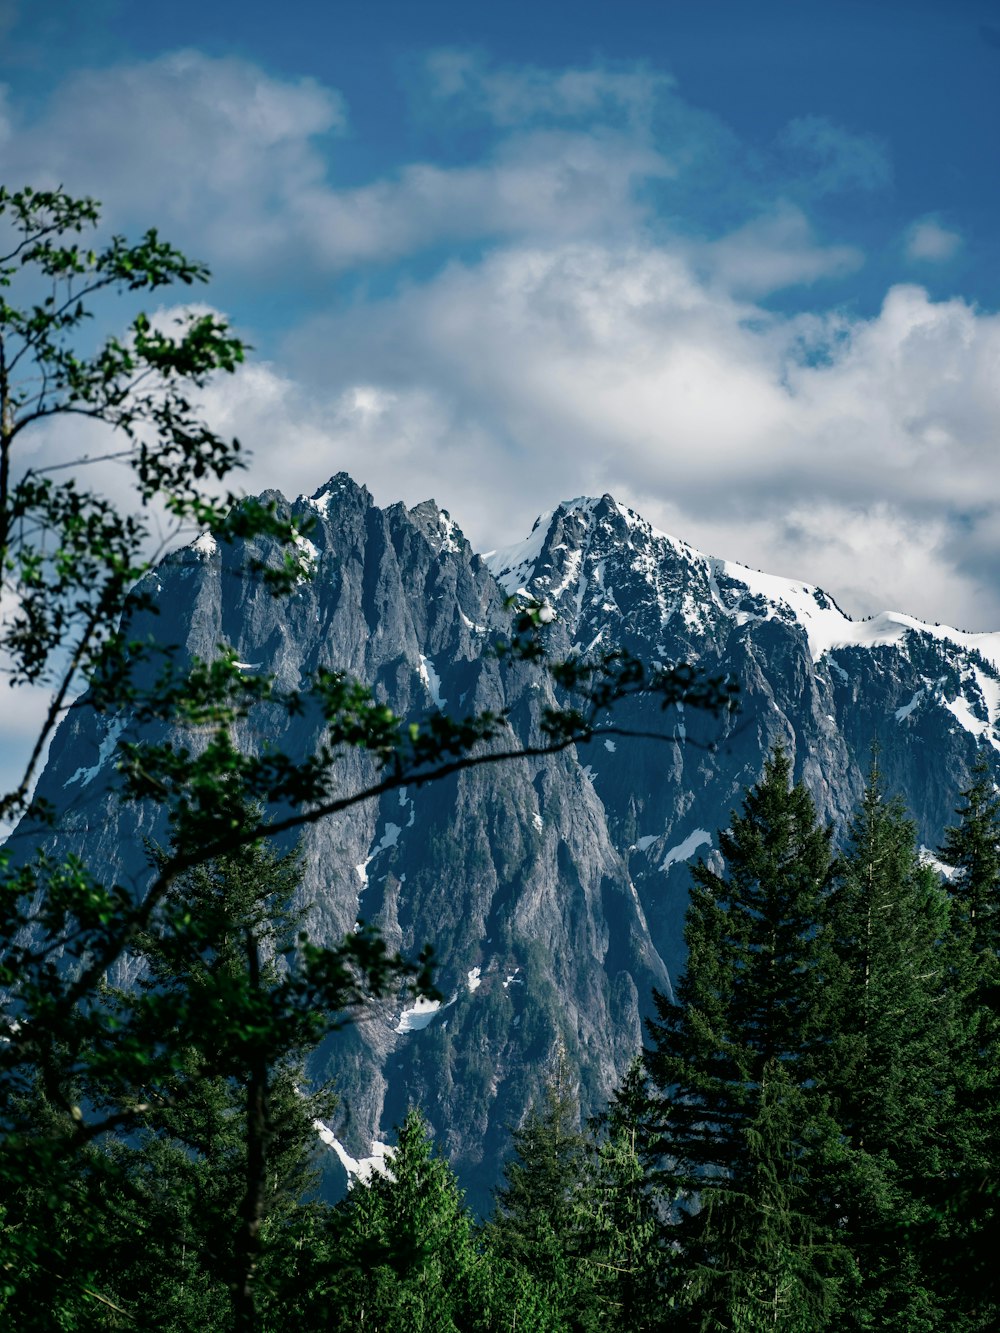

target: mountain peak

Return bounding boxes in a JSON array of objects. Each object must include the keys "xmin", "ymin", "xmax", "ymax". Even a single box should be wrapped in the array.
[
  {"xmin": 306, "ymin": 473, "xmax": 373, "ymax": 515},
  {"xmin": 22, "ymin": 469, "xmax": 1000, "ymax": 1217},
  {"xmin": 406, "ymin": 499, "xmax": 469, "ymax": 555},
  {"xmin": 483, "ymin": 491, "xmax": 1000, "ymax": 678}
]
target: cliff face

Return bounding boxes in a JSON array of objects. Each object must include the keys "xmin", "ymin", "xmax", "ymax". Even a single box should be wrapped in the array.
[{"xmin": 24, "ymin": 473, "xmax": 1000, "ymax": 1214}]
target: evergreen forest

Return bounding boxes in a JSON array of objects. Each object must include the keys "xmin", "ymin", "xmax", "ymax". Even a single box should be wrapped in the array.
[{"xmin": 2, "ymin": 750, "xmax": 997, "ymax": 1332}]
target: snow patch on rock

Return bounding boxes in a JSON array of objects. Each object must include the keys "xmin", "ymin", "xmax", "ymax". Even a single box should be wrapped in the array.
[
  {"xmin": 65, "ymin": 718, "xmax": 126, "ymax": 789},
  {"xmin": 315, "ymin": 1122, "xmax": 394, "ymax": 1186},
  {"xmin": 661, "ymin": 828, "xmax": 712, "ymax": 872},
  {"xmin": 356, "ymin": 821, "xmax": 404, "ymax": 891},
  {"xmin": 191, "ymin": 531, "xmax": 218, "ymax": 557},
  {"xmin": 395, "ymin": 990, "xmax": 459, "ymax": 1034},
  {"xmin": 418, "ymin": 655, "xmax": 446, "ymax": 709},
  {"xmin": 895, "ymin": 690, "xmax": 924, "ymax": 723},
  {"xmin": 632, "ymin": 834, "xmax": 659, "ymax": 853}
]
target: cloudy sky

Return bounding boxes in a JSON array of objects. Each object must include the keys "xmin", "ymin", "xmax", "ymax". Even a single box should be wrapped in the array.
[{"xmin": 3, "ymin": 0, "xmax": 1000, "ymax": 631}]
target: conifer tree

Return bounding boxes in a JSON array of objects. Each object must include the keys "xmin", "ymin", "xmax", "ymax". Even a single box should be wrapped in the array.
[
  {"xmin": 941, "ymin": 754, "xmax": 1000, "ymax": 953},
  {"xmin": 327, "ymin": 1108, "xmax": 488, "ymax": 1332},
  {"xmin": 584, "ymin": 1058, "xmax": 671, "ymax": 1331},
  {"xmin": 935, "ymin": 754, "xmax": 1000, "ymax": 1323},
  {"xmin": 101, "ymin": 815, "xmax": 332, "ymax": 1331},
  {"xmin": 486, "ymin": 1062, "xmax": 598, "ymax": 1330},
  {"xmin": 0, "ymin": 803, "xmax": 358, "ymax": 1331},
  {"xmin": 825, "ymin": 761, "xmax": 953, "ymax": 1331},
  {"xmin": 644, "ymin": 749, "xmax": 850, "ymax": 1331}
]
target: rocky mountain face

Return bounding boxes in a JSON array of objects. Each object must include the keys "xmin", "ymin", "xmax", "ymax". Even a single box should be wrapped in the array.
[{"xmin": 20, "ymin": 473, "xmax": 1000, "ymax": 1215}]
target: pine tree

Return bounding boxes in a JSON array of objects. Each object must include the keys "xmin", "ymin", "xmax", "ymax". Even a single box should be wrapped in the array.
[
  {"xmin": 824, "ymin": 760, "xmax": 953, "ymax": 1331},
  {"xmin": 486, "ymin": 1062, "xmax": 598, "ymax": 1331},
  {"xmin": 0, "ymin": 807, "xmax": 334, "ymax": 1331},
  {"xmin": 644, "ymin": 749, "xmax": 850, "ymax": 1331},
  {"xmin": 583, "ymin": 1058, "xmax": 671, "ymax": 1331},
  {"xmin": 327, "ymin": 1108, "xmax": 487, "ymax": 1332},
  {"xmin": 934, "ymin": 754, "xmax": 1000, "ymax": 1324},
  {"xmin": 941, "ymin": 754, "xmax": 1000, "ymax": 953},
  {"xmin": 109, "ymin": 812, "xmax": 331, "ymax": 1330}
]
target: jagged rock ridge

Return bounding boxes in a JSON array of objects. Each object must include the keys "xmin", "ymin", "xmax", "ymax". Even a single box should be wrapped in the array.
[{"xmin": 20, "ymin": 474, "xmax": 1000, "ymax": 1214}]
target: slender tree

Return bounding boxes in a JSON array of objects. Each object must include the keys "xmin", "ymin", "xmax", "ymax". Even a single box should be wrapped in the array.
[
  {"xmin": 486, "ymin": 1059, "xmax": 598, "ymax": 1331},
  {"xmin": 644, "ymin": 749, "xmax": 850, "ymax": 1331},
  {"xmin": 941, "ymin": 754, "xmax": 1000, "ymax": 953},
  {"xmin": 583, "ymin": 1058, "xmax": 671, "ymax": 1331},
  {"xmin": 824, "ymin": 761, "xmax": 953, "ymax": 1331},
  {"xmin": 0, "ymin": 799, "xmax": 429, "ymax": 1331},
  {"xmin": 327, "ymin": 1108, "xmax": 488, "ymax": 1333},
  {"xmin": 933, "ymin": 754, "xmax": 1000, "ymax": 1325}
]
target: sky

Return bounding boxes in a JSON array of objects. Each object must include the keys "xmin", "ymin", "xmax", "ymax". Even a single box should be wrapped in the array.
[{"xmin": 2, "ymin": 0, "xmax": 1000, "ymax": 642}]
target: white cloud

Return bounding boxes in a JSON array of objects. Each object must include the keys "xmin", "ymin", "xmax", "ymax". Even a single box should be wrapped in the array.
[
  {"xmin": 271, "ymin": 246, "xmax": 1000, "ymax": 630},
  {"xmin": 698, "ymin": 204, "xmax": 863, "ymax": 295},
  {"xmin": 2, "ymin": 50, "xmax": 995, "ymax": 638},
  {"xmin": 0, "ymin": 50, "xmax": 895, "ymax": 286},
  {"xmin": 905, "ymin": 217, "xmax": 962, "ymax": 262},
  {"xmin": 1, "ymin": 51, "xmax": 675, "ymax": 273},
  {"xmin": 298, "ymin": 129, "xmax": 672, "ymax": 267},
  {"xmin": 1, "ymin": 50, "xmax": 345, "ymax": 263},
  {"xmin": 0, "ymin": 679, "xmax": 57, "ymax": 835}
]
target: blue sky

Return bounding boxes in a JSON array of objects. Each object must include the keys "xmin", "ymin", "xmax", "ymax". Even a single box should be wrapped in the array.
[{"xmin": 2, "ymin": 0, "xmax": 1000, "ymax": 635}]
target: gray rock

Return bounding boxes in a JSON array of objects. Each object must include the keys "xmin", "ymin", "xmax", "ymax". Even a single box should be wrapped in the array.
[{"xmin": 15, "ymin": 475, "xmax": 1000, "ymax": 1216}]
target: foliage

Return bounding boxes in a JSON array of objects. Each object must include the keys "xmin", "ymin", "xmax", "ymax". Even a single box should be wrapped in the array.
[
  {"xmin": 582, "ymin": 1059, "xmax": 671, "ymax": 1331},
  {"xmin": 325, "ymin": 1109, "xmax": 491, "ymax": 1332},
  {"xmin": 0, "ymin": 185, "xmax": 309, "ymax": 828},
  {"xmin": 643, "ymin": 749, "xmax": 852, "ymax": 1330},
  {"xmin": 930, "ymin": 755, "xmax": 1000, "ymax": 1325},
  {"xmin": 486, "ymin": 1059, "xmax": 599, "ymax": 1330},
  {"xmin": 0, "ymin": 804, "xmax": 395, "ymax": 1329},
  {"xmin": 0, "ymin": 184, "xmax": 737, "ymax": 1330},
  {"xmin": 824, "ymin": 760, "xmax": 955, "ymax": 1331}
]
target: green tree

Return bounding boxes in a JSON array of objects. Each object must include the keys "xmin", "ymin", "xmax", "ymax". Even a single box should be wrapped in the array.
[
  {"xmin": 932, "ymin": 754, "xmax": 1000, "ymax": 1325},
  {"xmin": 326, "ymin": 1108, "xmax": 487, "ymax": 1332},
  {"xmin": 583, "ymin": 1058, "xmax": 671, "ymax": 1331},
  {"xmin": 486, "ymin": 1060, "xmax": 599, "ymax": 1331},
  {"xmin": 644, "ymin": 749, "xmax": 850, "ymax": 1331},
  {"xmin": 0, "ymin": 801, "xmax": 402, "ymax": 1330},
  {"xmin": 824, "ymin": 761, "xmax": 953, "ymax": 1331},
  {"xmin": 941, "ymin": 754, "xmax": 1000, "ymax": 953},
  {"xmin": 0, "ymin": 184, "xmax": 736, "ymax": 1330},
  {"xmin": 0, "ymin": 185, "xmax": 308, "ymax": 828}
]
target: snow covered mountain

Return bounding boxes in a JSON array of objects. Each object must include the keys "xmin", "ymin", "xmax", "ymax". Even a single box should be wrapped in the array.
[
  {"xmin": 488, "ymin": 493, "xmax": 999, "ymax": 752},
  {"xmin": 489, "ymin": 497, "xmax": 1000, "ymax": 678},
  {"xmin": 18, "ymin": 475, "xmax": 1000, "ymax": 1213}
]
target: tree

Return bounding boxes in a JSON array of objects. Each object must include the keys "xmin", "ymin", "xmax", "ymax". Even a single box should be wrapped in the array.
[
  {"xmin": 644, "ymin": 750, "xmax": 850, "ymax": 1331},
  {"xmin": 940, "ymin": 754, "xmax": 1000, "ymax": 954},
  {"xmin": 0, "ymin": 184, "xmax": 735, "ymax": 1329},
  {"xmin": 824, "ymin": 761, "xmax": 954, "ymax": 1331},
  {"xmin": 326, "ymin": 1108, "xmax": 488, "ymax": 1332},
  {"xmin": 486, "ymin": 1057, "xmax": 599, "ymax": 1331},
  {"xmin": 582, "ymin": 1058, "xmax": 671, "ymax": 1331},
  {"xmin": 931, "ymin": 754, "xmax": 1000, "ymax": 1325},
  {"xmin": 0, "ymin": 800, "xmax": 405, "ymax": 1330},
  {"xmin": 0, "ymin": 185, "xmax": 308, "ymax": 828}
]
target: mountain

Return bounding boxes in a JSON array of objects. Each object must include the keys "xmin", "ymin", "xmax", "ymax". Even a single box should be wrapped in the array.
[{"xmin": 17, "ymin": 473, "xmax": 1000, "ymax": 1215}]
